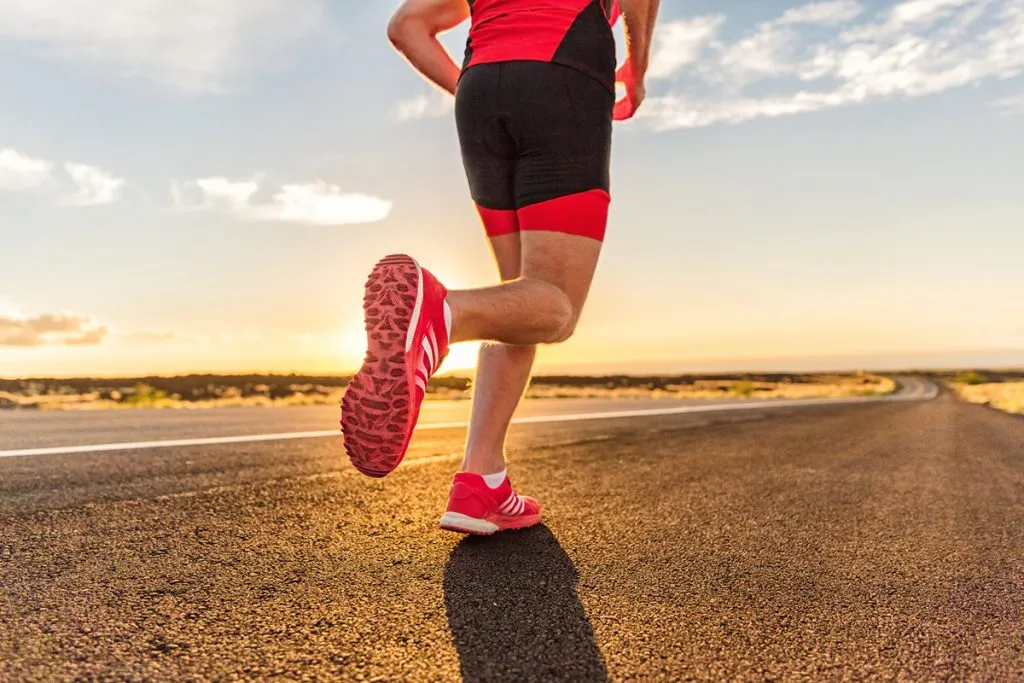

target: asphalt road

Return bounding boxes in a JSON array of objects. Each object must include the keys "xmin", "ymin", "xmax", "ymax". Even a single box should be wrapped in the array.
[
  {"xmin": 1, "ymin": 381, "xmax": 1021, "ymax": 681},
  {"xmin": 0, "ymin": 396, "xmax": 822, "ymax": 452},
  {"xmin": 0, "ymin": 377, "xmax": 934, "ymax": 456}
]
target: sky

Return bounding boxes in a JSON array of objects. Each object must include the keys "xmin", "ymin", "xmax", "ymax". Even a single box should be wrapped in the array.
[{"xmin": 1, "ymin": 0, "xmax": 1023, "ymax": 378}]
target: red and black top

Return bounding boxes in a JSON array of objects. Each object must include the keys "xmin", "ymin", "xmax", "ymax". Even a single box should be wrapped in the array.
[{"xmin": 461, "ymin": 0, "xmax": 618, "ymax": 94}]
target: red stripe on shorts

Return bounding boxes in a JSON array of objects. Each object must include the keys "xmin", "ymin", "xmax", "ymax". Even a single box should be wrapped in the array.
[
  {"xmin": 517, "ymin": 189, "xmax": 610, "ymax": 242},
  {"xmin": 476, "ymin": 205, "xmax": 520, "ymax": 237}
]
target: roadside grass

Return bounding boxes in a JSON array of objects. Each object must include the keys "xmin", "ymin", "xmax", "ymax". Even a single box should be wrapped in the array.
[
  {"xmin": 0, "ymin": 373, "xmax": 898, "ymax": 411},
  {"xmin": 522, "ymin": 374, "xmax": 896, "ymax": 401},
  {"xmin": 949, "ymin": 381, "xmax": 1024, "ymax": 416}
]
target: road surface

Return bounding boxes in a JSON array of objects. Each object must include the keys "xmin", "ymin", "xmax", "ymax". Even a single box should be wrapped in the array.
[
  {"xmin": 1, "ymin": 379, "xmax": 1021, "ymax": 681},
  {"xmin": 0, "ymin": 377, "xmax": 934, "ymax": 457}
]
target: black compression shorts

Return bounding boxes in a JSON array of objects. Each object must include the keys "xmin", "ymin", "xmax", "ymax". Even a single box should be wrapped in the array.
[{"xmin": 454, "ymin": 60, "xmax": 614, "ymax": 242}]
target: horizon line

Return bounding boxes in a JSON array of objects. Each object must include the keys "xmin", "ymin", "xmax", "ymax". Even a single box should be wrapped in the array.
[{"xmin": 2, "ymin": 349, "xmax": 1022, "ymax": 382}]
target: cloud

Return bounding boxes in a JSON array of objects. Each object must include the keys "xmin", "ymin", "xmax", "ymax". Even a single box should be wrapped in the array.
[
  {"xmin": 120, "ymin": 331, "xmax": 183, "ymax": 344},
  {"xmin": 0, "ymin": 148, "xmax": 54, "ymax": 190},
  {"xmin": 249, "ymin": 182, "xmax": 393, "ymax": 225},
  {"xmin": 0, "ymin": 0, "xmax": 326, "ymax": 94},
  {"xmin": 60, "ymin": 162, "xmax": 126, "ymax": 206},
  {"xmin": 172, "ymin": 176, "xmax": 392, "ymax": 225},
  {"xmin": 636, "ymin": 0, "xmax": 1024, "ymax": 131},
  {"xmin": 394, "ymin": 91, "xmax": 456, "ymax": 121},
  {"xmin": 648, "ymin": 16, "xmax": 726, "ymax": 80},
  {"xmin": 709, "ymin": 22, "xmax": 799, "ymax": 86},
  {"xmin": 776, "ymin": 0, "xmax": 865, "ymax": 26},
  {"xmin": 115, "ymin": 330, "xmax": 261, "ymax": 345},
  {"xmin": 0, "ymin": 303, "xmax": 241, "ymax": 349},
  {"xmin": 1, "ymin": 147, "xmax": 124, "ymax": 204},
  {"xmin": 0, "ymin": 311, "xmax": 108, "ymax": 346},
  {"xmin": 989, "ymin": 93, "xmax": 1024, "ymax": 114},
  {"xmin": 843, "ymin": 0, "xmax": 977, "ymax": 40},
  {"xmin": 171, "ymin": 176, "xmax": 260, "ymax": 210}
]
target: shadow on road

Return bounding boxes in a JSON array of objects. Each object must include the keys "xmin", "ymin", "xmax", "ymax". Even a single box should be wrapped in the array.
[{"xmin": 443, "ymin": 524, "xmax": 608, "ymax": 682}]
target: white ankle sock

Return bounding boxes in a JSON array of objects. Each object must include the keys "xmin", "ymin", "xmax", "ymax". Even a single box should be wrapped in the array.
[{"xmin": 481, "ymin": 469, "xmax": 507, "ymax": 489}]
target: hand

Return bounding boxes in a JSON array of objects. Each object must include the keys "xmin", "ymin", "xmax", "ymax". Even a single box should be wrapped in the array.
[{"xmin": 613, "ymin": 59, "xmax": 645, "ymax": 121}]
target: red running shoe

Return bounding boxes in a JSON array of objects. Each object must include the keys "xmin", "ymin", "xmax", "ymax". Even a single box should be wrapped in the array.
[
  {"xmin": 341, "ymin": 254, "xmax": 450, "ymax": 477},
  {"xmin": 439, "ymin": 472, "xmax": 543, "ymax": 535}
]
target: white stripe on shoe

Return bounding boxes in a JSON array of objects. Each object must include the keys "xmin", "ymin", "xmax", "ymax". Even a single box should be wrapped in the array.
[
  {"xmin": 413, "ymin": 323, "xmax": 444, "ymax": 397},
  {"xmin": 421, "ymin": 335, "xmax": 435, "ymax": 373},
  {"xmin": 427, "ymin": 327, "xmax": 441, "ymax": 373},
  {"xmin": 405, "ymin": 260, "xmax": 425, "ymax": 353},
  {"xmin": 497, "ymin": 495, "xmax": 514, "ymax": 515},
  {"xmin": 498, "ymin": 492, "xmax": 524, "ymax": 516}
]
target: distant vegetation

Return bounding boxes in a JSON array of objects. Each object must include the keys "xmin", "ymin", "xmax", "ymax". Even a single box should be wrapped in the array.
[
  {"xmin": 953, "ymin": 370, "xmax": 989, "ymax": 385},
  {"xmin": 0, "ymin": 372, "xmax": 898, "ymax": 411},
  {"xmin": 0, "ymin": 374, "xmax": 358, "ymax": 410},
  {"xmin": 942, "ymin": 370, "xmax": 1024, "ymax": 417}
]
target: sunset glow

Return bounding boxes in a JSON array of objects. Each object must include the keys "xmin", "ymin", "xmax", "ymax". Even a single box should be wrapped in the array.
[{"xmin": 2, "ymin": 1, "xmax": 1022, "ymax": 378}]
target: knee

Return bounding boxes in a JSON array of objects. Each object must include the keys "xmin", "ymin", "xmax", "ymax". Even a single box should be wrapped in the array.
[
  {"xmin": 522, "ymin": 279, "xmax": 575, "ymax": 345},
  {"xmin": 548, "ymin": 314, "xmax": 579, "ymax": 344},
  {"xmin": 539, "ymin": 295, "xmax": 577, "ymax": 345}
]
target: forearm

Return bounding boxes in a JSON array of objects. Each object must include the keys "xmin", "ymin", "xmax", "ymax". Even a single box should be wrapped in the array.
[
  {"xmin": 618, "ymin": 0, "xmax": 661, "ymax": 77},
  {"xmin": 387, "ymin": 0, "xmax": 469, "ymax": 95},
  {"xmin": 388, "ymin": 18, "xmax": 462, "ymax": 95}
]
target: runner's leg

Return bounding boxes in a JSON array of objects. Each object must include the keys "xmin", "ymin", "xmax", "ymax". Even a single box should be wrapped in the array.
[
  {"xmin": 459, "ymin": 230, "xmax": 602, "ymax": 474},
  {"xmin": 459, "ymin": 233, "xmax": 537, "ymax": 475},
  {"xmin": 455, "ymin": 60, "xmax": 612, "ymax": 474},
  {"xmin": 344, "ymin": 62, "xmax": 611, "ymax": 483}
]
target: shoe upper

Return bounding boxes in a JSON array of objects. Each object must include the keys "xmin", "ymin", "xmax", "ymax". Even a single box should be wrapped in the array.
[
  {"xmin": 410, "ymin": 266, "xmax": 450, "ymax": 400},
  {"xmin": 446, "ymin": 472, "xmax": 540, "ymax": 520}
]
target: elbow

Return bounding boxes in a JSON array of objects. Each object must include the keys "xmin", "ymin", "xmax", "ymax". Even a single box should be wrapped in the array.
[
  {"xmin": 386, "ymin": 11, "xmax": 421, "ymax": 52},
  {"xmin": 387, "ymin": 12, "xmax": 409, "ymax": 50}
]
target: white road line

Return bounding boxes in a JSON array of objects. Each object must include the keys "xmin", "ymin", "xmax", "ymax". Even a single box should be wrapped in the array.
[
  {"xmin": 0, "ymin": 430, "xmax": 340, "ymax": 458},
  {"xmin": 0, "ymin": 382, "xmax": 936, "ymax": 460}
]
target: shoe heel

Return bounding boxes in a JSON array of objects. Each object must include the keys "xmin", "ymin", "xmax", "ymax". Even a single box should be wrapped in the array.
[{"xmin": 440, "ymin": 512, "xmax": 499, "ymax": 535}]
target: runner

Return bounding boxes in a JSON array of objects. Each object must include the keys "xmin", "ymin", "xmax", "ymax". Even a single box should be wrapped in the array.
[{"xmin": 341, "ymin": 0, "xmax": 661, "ymax": 535}]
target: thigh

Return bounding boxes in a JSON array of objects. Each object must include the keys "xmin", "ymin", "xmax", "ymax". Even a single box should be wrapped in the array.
[
  {"xmin": 455, "ymin": 64, "xmax": 519, "ymax": 237},
  {"xmin": 488, "ymin": 233, "xmax": 523, "ymax": 281},
  {"xmin": 520, "ymin": 230, "xmax": 603, "ymax": 321},
  {"xmin": 505, "ymin": 62, "xmax": 614, "ymax": 241}
]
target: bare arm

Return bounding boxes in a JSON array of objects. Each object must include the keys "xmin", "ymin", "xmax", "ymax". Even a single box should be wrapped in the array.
[
  {"xmin": 387, "ymin": 0, "xmax": 470, "ymax": 96},
  {"xmin": 618, "ymin": 0, "xmax": 661, "ymax": 80}
]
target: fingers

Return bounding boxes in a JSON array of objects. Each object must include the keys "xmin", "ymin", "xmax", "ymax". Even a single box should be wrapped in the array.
[
  {"xmin": 613, "ymin": 96, "xmax": 636, "ymax": 121},
  {"xmin": 613, "ymin": 59, "xmax": 645, "ymax": 121}
]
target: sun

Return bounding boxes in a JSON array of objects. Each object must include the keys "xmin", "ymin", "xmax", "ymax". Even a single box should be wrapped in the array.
[
  {"xmin": 335, "ymin": 322, "xmax": 479, "ymax": 375},
  {"xmin": 335, "ymin": 324, "xmax": 368, "ymax": 369},
  {"xmin": 437, "ymin": 341, "xmax": 481, "ymax": 375}
]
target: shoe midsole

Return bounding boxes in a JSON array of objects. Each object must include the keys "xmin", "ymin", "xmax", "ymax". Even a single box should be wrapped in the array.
[{"xmin": 439, "ymin": 512, "xmax": 499, "ymax": 534}]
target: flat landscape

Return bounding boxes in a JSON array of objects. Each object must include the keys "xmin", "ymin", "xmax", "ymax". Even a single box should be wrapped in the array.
[
  {"xmin": 0, "ymin": 371, "xmax": 897, "ymax": 411},
  {"xmin": 2, "ymin": 377, "xmax": 1022, "ymax": 681}
]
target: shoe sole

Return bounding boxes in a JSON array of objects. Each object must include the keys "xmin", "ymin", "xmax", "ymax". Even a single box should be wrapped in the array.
[
  {"xmin": 439, "ymin": 511, "xmax": 543, "ymax": 536},
  {"xmin": 340, "ymin": 254, "xmax": 423, "ymax": 477}
]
